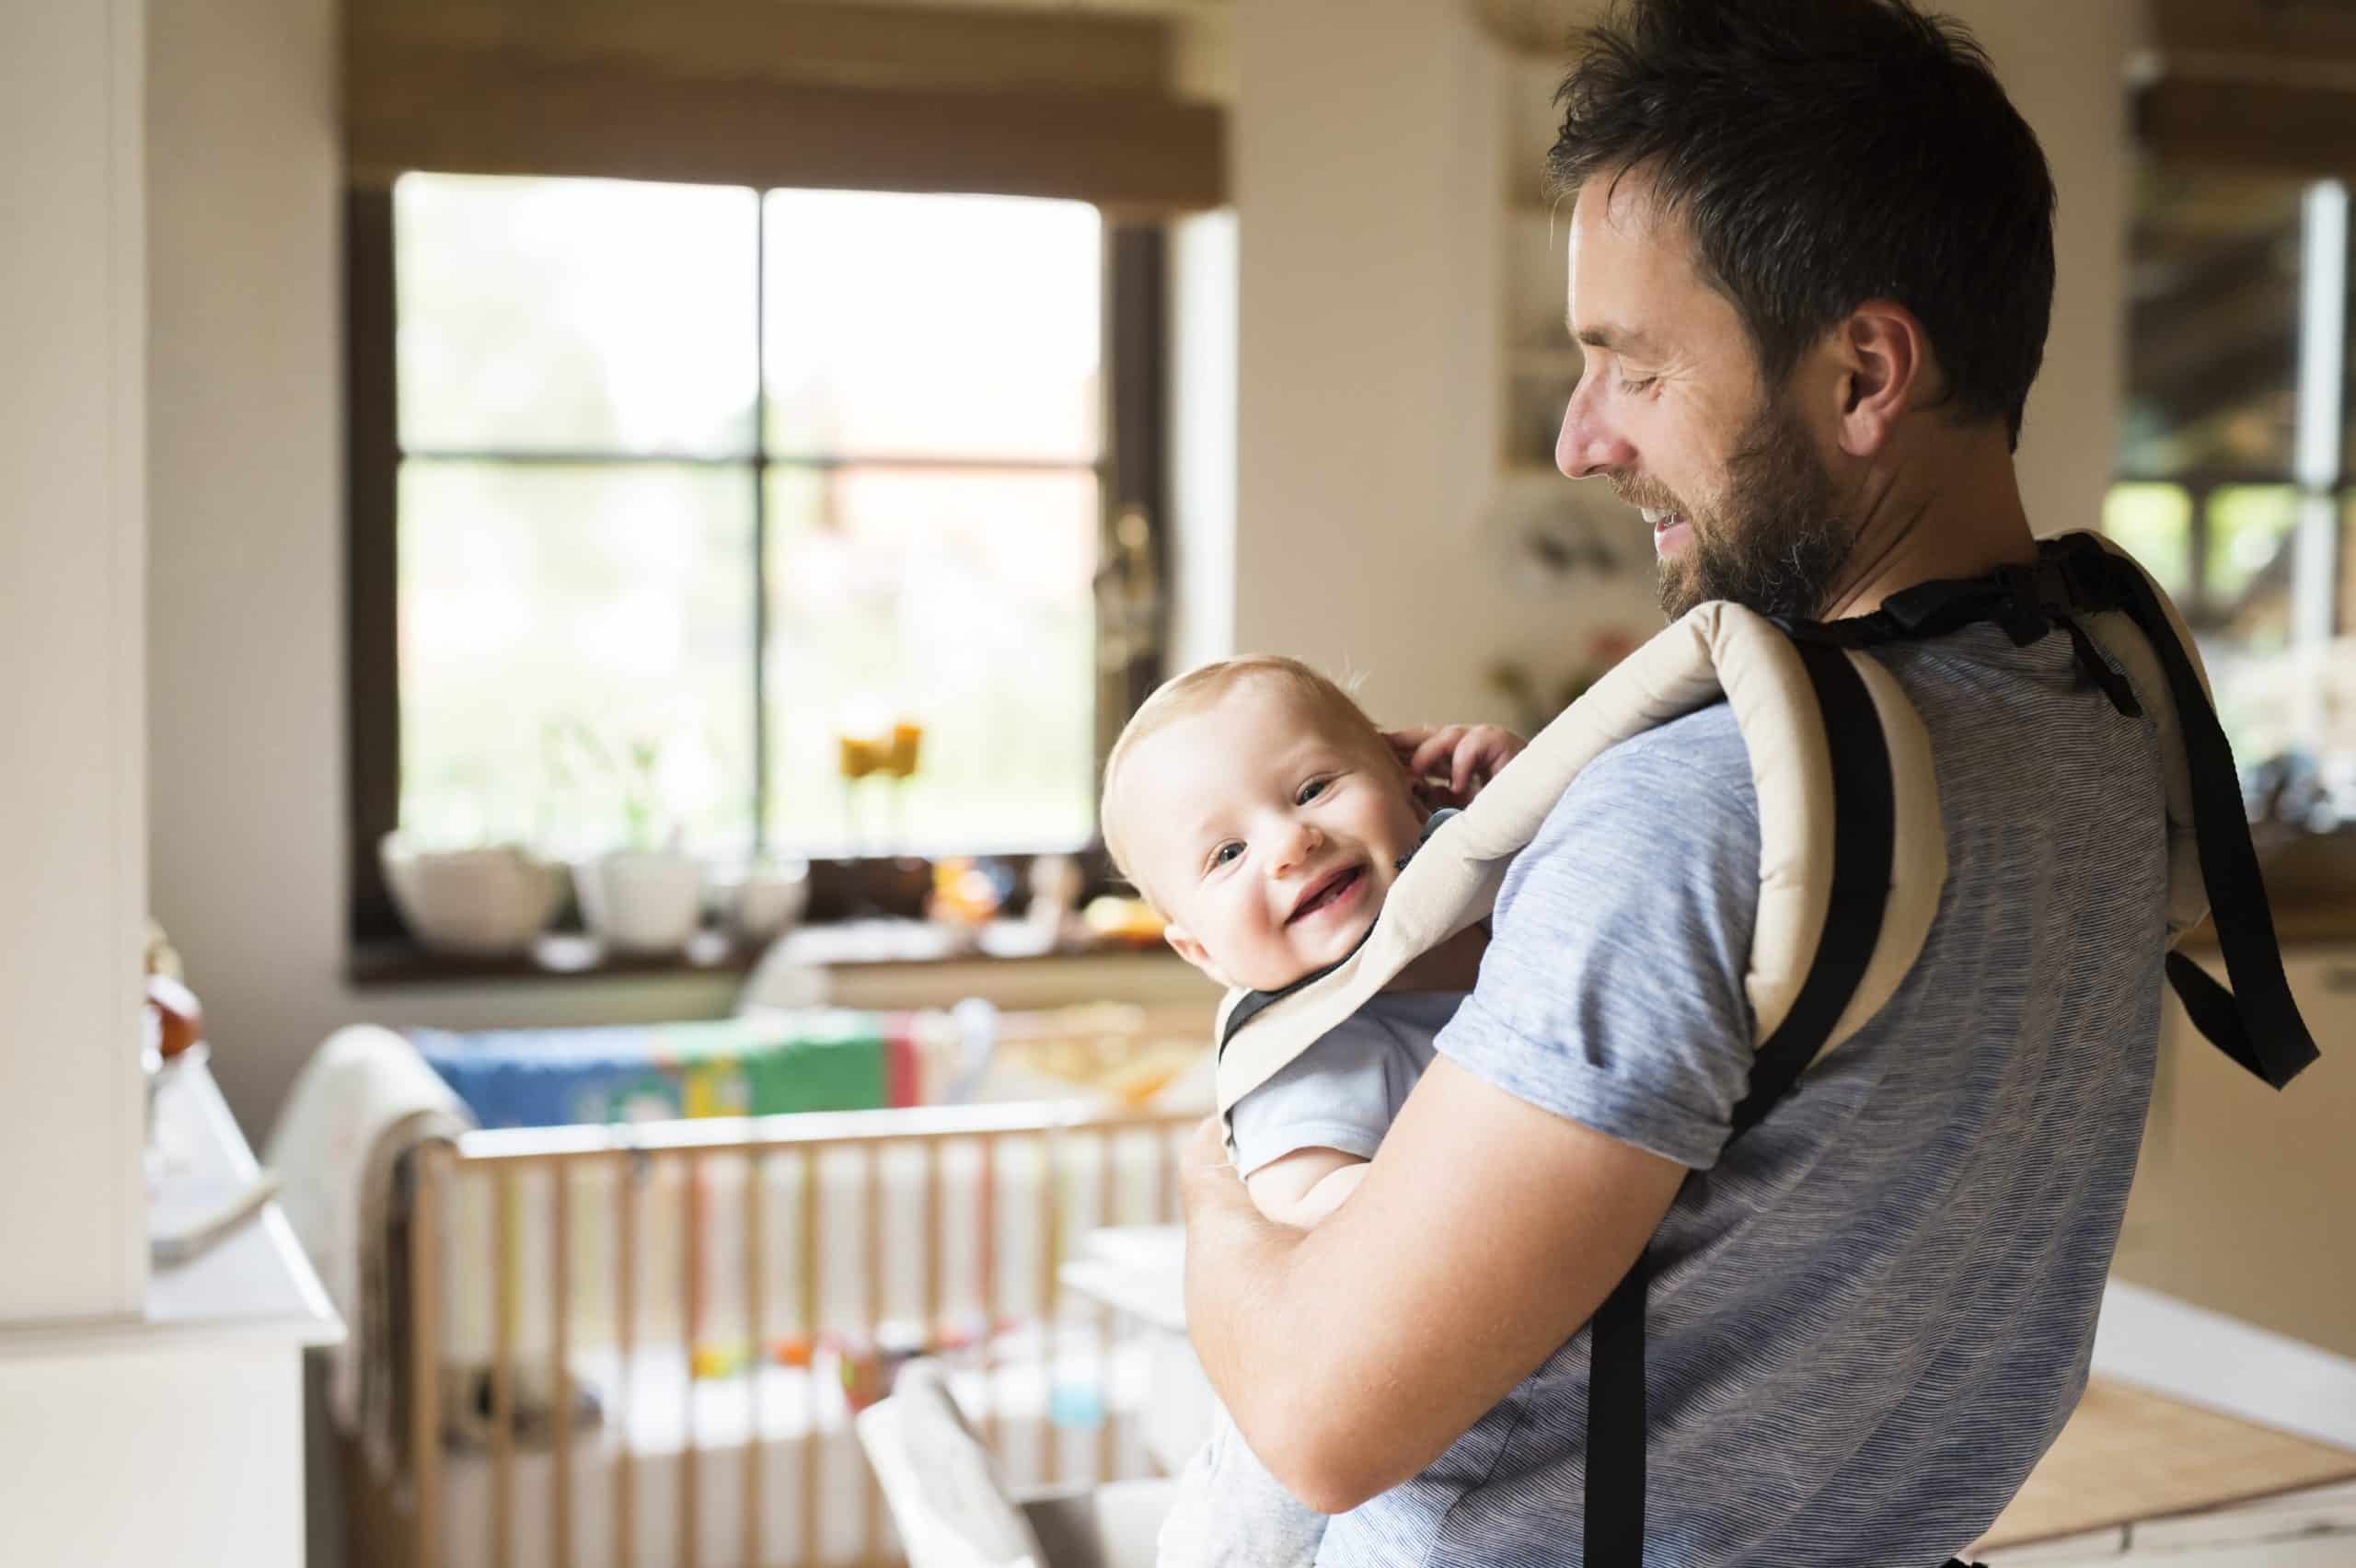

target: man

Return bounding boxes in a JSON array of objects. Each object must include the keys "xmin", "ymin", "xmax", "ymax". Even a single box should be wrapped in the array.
[{"xmin": 1179, "ymin": 2, "xmax": 2162, "ymax": 1562}]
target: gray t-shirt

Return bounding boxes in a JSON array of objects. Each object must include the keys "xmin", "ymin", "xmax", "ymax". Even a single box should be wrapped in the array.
[
  {"xmin": 1322, "ymin": 623, "xmax": 2168, "ymax": 1567},
  {"xmin": 1229, "ymin": 989, "xmax": 1464, "ymax": 1176}
]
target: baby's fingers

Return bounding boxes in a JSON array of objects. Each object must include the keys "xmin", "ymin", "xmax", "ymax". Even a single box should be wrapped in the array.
[{"xmin": 1408, "ymin": 725, "xmax": 1470, "ymax": 785}]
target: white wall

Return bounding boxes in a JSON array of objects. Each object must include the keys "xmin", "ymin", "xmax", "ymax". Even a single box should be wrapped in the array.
[
  {"xmin": 0, "ymin": 0, "xmax": 149, "ymax": 1323},
  {"xmin": 148, "ymin": 0, "xmax": 2137, "ymax": 1144},
  {"xmin": 1959, "ymin": 0, "xmax": 2135, "ymax": 539}
]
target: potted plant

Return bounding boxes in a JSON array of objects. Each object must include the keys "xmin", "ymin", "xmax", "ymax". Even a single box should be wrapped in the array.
[{"xmin": 557, "ymin": 724, "xmax": 708, "ymax": 956}]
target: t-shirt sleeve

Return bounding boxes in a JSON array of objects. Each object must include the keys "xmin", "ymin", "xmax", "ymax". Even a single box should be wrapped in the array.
[
  {"xmin": 1227, "ymin": 1008, "xmax": 1434, "ymax": 1177},
  {"xmin": 1434, "ymin": 703, "xmax": 1763, "ymax": 1171}
]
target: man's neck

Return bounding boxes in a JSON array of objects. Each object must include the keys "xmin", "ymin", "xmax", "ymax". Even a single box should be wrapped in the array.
[{"xmin": 1819, "ymin": 425, "xmax": 2038, "ymax": 620}]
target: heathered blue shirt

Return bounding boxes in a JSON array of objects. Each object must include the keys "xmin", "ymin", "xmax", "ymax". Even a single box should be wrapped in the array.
[{"xmin": 1321, "ymin": 622, "xmax": 2168, "ymax": 1567}]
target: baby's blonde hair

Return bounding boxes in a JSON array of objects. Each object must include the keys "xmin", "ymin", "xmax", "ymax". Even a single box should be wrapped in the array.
[{"xmin": 1100, "ymin": 654, "xmax": 1397, "ymax": 905}]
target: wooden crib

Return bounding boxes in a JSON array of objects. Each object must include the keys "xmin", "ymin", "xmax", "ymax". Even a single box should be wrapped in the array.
[{"xmin": 348, "ymin": 1093, "xmax": 1200, "ymax": 1568}]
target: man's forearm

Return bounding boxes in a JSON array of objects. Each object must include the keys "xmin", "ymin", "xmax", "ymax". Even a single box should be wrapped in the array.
[
  {"xmin": 1174, "ymin": 1066, "xmax": 1687, "ymax": 1516},
  {"xmin": 1185, "ymin": 1157, "xmax": 1299, "ymax": 1396},
  {"xmin": 1180, "ymin": 1123, "xmax": 1432, "ymax": 1513}
]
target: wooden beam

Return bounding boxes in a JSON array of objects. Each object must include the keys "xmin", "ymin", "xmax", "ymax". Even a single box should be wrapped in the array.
[
  {"xmin": 347, "ymin": 0, "xmax": 1175, "ymax": 99},
  {"xmin": 347, "ymin": 41, "xmax": 1225, "ymax": 210},
  {"xmin": 2139, "ymin": 76, "xmax": 2356, "ymax": 183},
  {"xmin": 2152, "ymin": 0, "xmax": 2356, "ymax": 69}
]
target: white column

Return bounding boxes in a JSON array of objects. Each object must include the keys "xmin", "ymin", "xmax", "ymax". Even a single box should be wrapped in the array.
[{"xmin": 0, "ymin": 0, "xmax": 150, "ymax": 1323}]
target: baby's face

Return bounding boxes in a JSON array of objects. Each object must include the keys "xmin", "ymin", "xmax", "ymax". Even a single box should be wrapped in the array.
[{"xmin": 1117, "ymin": 679, "xmax": 1426, "ymax": 992}]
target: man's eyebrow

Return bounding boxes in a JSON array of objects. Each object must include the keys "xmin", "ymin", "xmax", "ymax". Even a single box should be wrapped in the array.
[{"xmin": 1570, "ymin": 317, "xmax": 1657, "ymax": 357}]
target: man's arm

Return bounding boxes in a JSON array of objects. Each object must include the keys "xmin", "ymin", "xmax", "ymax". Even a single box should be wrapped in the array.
[{"xmin": 1180, "ymin": 1055, "xmax": 1686, "ymax": 1515}]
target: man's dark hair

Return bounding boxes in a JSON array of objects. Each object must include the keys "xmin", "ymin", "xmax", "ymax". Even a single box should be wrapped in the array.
[{"xmin": 1549, "ymin": 0, "xmax": 2055, "ymax": 449}]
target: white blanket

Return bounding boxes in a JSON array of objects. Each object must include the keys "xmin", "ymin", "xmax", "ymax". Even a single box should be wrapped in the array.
[{"xmin": 265, "ymin": 1022, "xmax": 473, "ymax": 1467}]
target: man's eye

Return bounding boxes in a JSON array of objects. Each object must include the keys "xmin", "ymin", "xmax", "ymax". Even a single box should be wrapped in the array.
[
  {"xmin": 1618, "ymin": 374, "xmax": 1657, "ymax": 395},
  {"xmin": 1297, "ymin": 777, "xmax": 1334, "ymax": 805}
]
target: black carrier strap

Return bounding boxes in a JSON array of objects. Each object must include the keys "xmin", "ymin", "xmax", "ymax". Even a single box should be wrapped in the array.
[
  {"xmin": 1581, "ymin": 536, "xmax": 2319, "ymax": 1566},
  {"xmin": 1585, "ymin": 640, "xmax": 1898, "ymax": 1565},
  {"xmin": 1796, "ymin": 534, "xmax": 2318, "ymax": 1090}
]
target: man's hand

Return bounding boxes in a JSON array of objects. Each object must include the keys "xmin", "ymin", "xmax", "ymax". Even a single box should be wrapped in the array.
[
  {"xmin": 1179, "ymin": 1063, "xmax": 1686, "ymax": 1515},
  {"xmin": 1387, "ymin": 724, "xmax": 1527, "ymax": 812}
]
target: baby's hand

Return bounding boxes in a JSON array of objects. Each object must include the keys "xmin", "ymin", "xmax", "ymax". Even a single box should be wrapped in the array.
[{"xmin": 1387, "ymin": 723, "xmax": 1527, "ymax": 811}]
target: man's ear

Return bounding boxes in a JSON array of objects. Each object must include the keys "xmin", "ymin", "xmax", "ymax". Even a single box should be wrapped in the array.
[
  {"xmin": 1832, "ymin": 298, "xmax": 1929, "ymax": 458},
  {"xmin": 1162, "ymin": 922, "xmax": 1230, "ymax": 986}
]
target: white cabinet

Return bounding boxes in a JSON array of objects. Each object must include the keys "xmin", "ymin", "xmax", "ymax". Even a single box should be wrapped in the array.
[
  {"xmin": 0, "ymin": 1056, "xmax": 342, "ymax": 1565},
  {"xmin": 2113, "ymin": 946, "xmax": 2356, "ymax": 1359}
]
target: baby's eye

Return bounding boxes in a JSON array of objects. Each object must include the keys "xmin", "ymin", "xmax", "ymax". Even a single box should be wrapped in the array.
[
  {"xmin": 1207, "ymin": 841, "xmax": 1244, "ymax": 871},
  {"xmin": 1297, "ymin": 776, "xmax": 1335, "ymax": 806}
]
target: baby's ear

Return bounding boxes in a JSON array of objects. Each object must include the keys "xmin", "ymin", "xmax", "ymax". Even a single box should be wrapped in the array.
[{"xmin": 1161, "ymin": 922, "xmax": 1229, "ymax": 986}]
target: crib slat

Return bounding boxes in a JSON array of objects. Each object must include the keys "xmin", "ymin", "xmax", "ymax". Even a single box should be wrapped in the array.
[
  {"xmin": 1152, "ymin": 1123, "xmax": 1172, "ymax": 1223},
  {"xmin": 799, "ymin": 1147, "xmax": 821, "ymax": 1568},
  {"xmin": 924, "ymin": 1136, "xmax": 942, "ymax": 1345},
  {"xmin": 491, "ymin": 1168, "xmax": 518, "ymax": 1568},
  {"xmin": 863, "ymin": 1141, "xmax": 884, "ymax": 1561},
  {"xmin": 978, "ymin": 1133, "xmax": 999, "ymax": 1455},
  {"xmin": 1095, "ymin": 1125, "xmax": 1117, "ymax": 1484},
  {"xmin": 552, "ymin": 1164, "xmax": 574, "ymax": 1568},
  {"xmin": 410, "ymin": 1141, "xmax": 446, "ymax": 1568},
  {"xmin": 682, "ymin": 1150, "xmax": 702, "ymax": 1568},
  {"xmin": 1041, "ymin": 1125, "xmax": 1060, "ymax": 1487},
  {"xmin": 616, "ymin": 1152, "xmax": 638, "ymax": 1568},
  {"xmin": 743, "ymin": 1151, "xmax": 766, "ymax": 1568}
]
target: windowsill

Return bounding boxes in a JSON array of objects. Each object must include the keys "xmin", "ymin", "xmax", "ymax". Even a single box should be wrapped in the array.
[{"xmin": 345, "ymin": 918, "xmax": 1188, "ymax": 990}]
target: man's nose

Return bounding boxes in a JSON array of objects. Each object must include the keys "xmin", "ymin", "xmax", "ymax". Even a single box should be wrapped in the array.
[{"xmin": 1555, "ymin": 372, "xmax": 1635, "ymax": 478}]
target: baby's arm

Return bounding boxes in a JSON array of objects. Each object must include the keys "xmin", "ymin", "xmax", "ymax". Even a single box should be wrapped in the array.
[{"xmin": 1243, "ymin": 1146, "xmax": 1371, "ymax": 1229}]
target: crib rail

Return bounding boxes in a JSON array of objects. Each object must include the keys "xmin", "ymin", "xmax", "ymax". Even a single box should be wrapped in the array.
[{"xmin": 395, "ymin": 1099, "xmax": 1199, "ymax": 1568}]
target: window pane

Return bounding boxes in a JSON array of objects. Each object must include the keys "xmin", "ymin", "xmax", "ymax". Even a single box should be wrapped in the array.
[
  {"xmin": 763, "ymin": 190, "xmax": 1102, "ymax": 461},
  {"xmin": 765, "ymin": 466, "xmax": 1099, "ymax": 855},
  {"xmin": 2101, "ymin": 482, "xmax": 2194, "ymax": 603},
  {"xmin": 396, "ymin": 175, "xmax": 757, "ymax": 455},
  {"xmin": 2119, "ymin": 166, "xmax": 2305, "ymax": 480},
  {"xmin": 399, "ymin": 461, "xmax": 756, "ymax": 856},
  {"xmin": 2206, "ymin": 483, "xmax": 2301, "ymax": 611}
]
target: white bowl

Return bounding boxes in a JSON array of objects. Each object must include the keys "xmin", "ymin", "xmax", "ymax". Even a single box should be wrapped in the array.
[
  {"xmin": 575, "ymin": 849, "xmax": 706, "ymax": 954},
  {"xmin": 380, "ymin": 838, "xmax": 565, "ymax": 958},
  {"xmin": 728, "ymin": 861, "xmax": 811, "ymax": 944}
]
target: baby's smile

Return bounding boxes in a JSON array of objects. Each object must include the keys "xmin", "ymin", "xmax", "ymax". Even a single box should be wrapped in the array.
[{"xmin": 1287, "ymin": 863, "xmax": 1370, "ymax": 927}]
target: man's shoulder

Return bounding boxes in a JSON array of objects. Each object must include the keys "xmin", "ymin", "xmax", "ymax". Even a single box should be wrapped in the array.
[{"xmin": 1529, "ymin": 698, "xmax": 1757, "ymax": 855}]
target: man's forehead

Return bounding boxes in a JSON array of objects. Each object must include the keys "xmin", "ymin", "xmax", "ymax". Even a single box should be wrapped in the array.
[{"xmin": 1565, "ymin": 170, "xmax": 1697, "ymax": 340}]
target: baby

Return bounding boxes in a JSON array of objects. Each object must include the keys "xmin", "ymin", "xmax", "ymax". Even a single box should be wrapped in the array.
[{"xmin": 1100, "ymin": 655, "xmax": 1521, "ymax": 1567}]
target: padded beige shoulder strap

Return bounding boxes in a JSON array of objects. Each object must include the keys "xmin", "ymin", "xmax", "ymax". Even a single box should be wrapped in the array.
[{"xmin": 1215, "ymin": 603, "xmax": 1946, "ymax": 1126}]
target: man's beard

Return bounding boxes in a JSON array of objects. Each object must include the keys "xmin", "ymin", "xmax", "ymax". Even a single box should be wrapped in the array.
[{"xmin": 1634, "ymin": 396, "xmax": 1854, "ymax": 623}]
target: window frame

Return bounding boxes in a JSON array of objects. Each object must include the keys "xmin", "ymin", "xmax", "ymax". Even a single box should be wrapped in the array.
[{"xmin": 343, "ymin": 183, "xmax": 1169, "ymax": 951}]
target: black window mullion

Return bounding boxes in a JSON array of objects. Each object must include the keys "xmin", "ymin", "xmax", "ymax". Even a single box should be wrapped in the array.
[{"xmin": 348, "ymin": 186, "xmax": 404, "ymax": 944}]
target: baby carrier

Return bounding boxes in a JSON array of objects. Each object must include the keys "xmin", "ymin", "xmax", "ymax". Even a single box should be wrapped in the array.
[{"xmin": 1211, "ymin": 530, "xmax": 2320, "ymax": 1567}]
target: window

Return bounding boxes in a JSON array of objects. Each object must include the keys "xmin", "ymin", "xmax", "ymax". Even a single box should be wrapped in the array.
[
  {"xmin": 2106, "ymin": 165, "xmax": 2350, "ymax": 765},
  {"xmin": 348, "ymin": 177, "xmax": 1168, "ymax": 943}
]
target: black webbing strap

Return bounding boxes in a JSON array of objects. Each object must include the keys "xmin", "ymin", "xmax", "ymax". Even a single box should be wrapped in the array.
[
  {"xmin": 1794, "ymin": 534, "xmax": 2317, "ymax": 1090},
  {"xmin": 1585, "ymin": 640, "xmax": 1898, "ymax": 1566}
]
